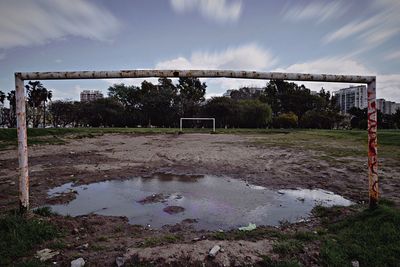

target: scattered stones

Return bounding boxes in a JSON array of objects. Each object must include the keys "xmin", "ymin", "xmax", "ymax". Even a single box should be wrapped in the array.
[
  {"xmin": 71, "ymin": 257, "xmax": 85, "ymax": 267},
  {"xmin": 76, "ymin": 243, "xmax": 89, "ymax": 250},
  {"xmin": 208, "ymin": 245, "xmax": 221, "ymax": 258},
  {"xmin": 163, "ymin": 205, "xmax": 185, "ymax": 214},
  {"xmin": 115, "ymin": 256, "xmax": 125, "ymax": 267},
  {"xmin": 36, "ymin": 248, "xmax": 59, "ymax": 261}
]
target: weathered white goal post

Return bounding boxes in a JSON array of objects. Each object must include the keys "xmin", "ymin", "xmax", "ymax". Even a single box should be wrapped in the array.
[
  {"xmin": 14, "ymin": 70, "xmax": 377, "ymax": 212},
  {"xmin": 15, "ymin": 74, "xmax": 29, "ymax": 213}
]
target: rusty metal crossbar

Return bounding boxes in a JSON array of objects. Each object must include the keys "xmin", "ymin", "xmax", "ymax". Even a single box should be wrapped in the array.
[{"xmin": 14, "ymin": 69, "xmax": 378, "ymax": 213}]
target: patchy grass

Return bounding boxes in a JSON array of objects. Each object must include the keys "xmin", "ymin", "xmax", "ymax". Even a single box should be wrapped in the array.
[
  {"xmin": 90, "ymin": 243, "xmax": 106, "ymax": 251},
  {"xmin": 16, "ymin": 259, "xmax": 48, "ymax": 267},
  {"xmin": 0, "ymin": 213, "xmax": 59, "ymax": 266},
  {"xmin": 138, "ymin": 234, "xmax": 182, "ymax": 248},
  {"xmin": 317, "ymin": 203, "xmax": 400, "ymax": 267},
  {"xmin": 47, "ymin": 239, "xmax": 67, "ymax": 250},
  {"xmin": 260, "ymin": 255, "xmax": 302, "ymax": 267},
  {"xmin": 33, "ymin": 206, "xmax": 58, "ymax": 217},
  {"xmin": 211, "ymin": 227, "xmax": 285, "ymax": 241},
  {"xmin": 272, "ymin": 239, "xmax": 304, "ymax": 256},
  {"xmin": 292, "ymin": 231, "xmax": 318, "ymax": 242},
  {"xmin": 1, "ymin": 128, "xmax": 399, "ymax": 161},
  {"xmin": 252, "ymin": 129, "xmax": 400, "ymax": 160}
]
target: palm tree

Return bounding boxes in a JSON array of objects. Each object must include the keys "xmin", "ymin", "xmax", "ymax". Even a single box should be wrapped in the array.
[
  {"xmin": 26, "ymin": 81, "xmax": 51, "ymax": 127},
  {"xmin": 0, "ymin": 90, "xmax": 5, "ymax": 104},
  {"xmin": 42, "ymin": 89, "xmax": 52, "ymax": 127}
]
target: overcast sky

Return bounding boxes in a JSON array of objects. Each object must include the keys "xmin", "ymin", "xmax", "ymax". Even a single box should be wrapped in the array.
[{"xmin": 0, "ymin": 0, "xmax": 399, "ymax": 102}]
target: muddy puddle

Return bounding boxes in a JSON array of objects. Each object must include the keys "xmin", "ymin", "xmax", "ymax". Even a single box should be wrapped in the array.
[{"xmin": 47, "ymin": 174, "xmax": 352, "ymax": 230}]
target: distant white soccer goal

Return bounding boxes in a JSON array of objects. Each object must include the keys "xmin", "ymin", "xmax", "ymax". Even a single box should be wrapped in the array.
[{"xmin": 180, "ymin": 117, "xmax": 216, "ymax": 132}]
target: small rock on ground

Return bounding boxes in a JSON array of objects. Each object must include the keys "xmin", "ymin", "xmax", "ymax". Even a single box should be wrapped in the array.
[{"xmin": 71, "ymin": 257, "xmax": 85, "ymax": 267}]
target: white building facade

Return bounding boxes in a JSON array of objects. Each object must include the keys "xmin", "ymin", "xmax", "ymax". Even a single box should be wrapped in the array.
[
  {"xmin": 334, "ymin": 85, "xmax": 368, "ymax": 113},
  {"xmin": 80, "ymin": 90, "xmax": 104, "ymax": 102},
  {"xmin": 376, "ymin": 99, "xmax": 400, "ymax": 115}
]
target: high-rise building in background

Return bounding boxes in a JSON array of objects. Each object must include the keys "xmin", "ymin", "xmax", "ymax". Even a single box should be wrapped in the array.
[
  {"xmin": 333, "ymin": 85, "xmax": 367, "ymax": 113},
  {"xmin": 80, "ymin": 90, "xmax": 103, "ymax": 102},
  {"xmin": 376, "ymin": 99, "xmax": 400, "ymax": 115}
]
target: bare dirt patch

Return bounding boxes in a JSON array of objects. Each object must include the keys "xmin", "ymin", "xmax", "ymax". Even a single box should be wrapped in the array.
[{"xmin": 1, "ymin": 132, "xmax": 399, "ymax": 266}]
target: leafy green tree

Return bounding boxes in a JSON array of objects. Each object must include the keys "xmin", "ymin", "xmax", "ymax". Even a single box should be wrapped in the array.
[
  {"xmin": 230, "ymin": 87, "xmax": 264, "ymax": 100},
  {"xmin": 202, "ymin": 97, "xmax": 240, "ymax": 128},
  {"xmin": 177, "ymin": 77, "xmax": 206, "ymax": 118},
  {"xmin": 238, "ymin": 99, "xmax": 272, "ymax": 128},
  {"xmin": 49, "ymin": 100, "xmax": 75, "ymax": 127},
  {"xmin": 70, "ymin": 99, "xmax": 125, "ymax": 127},
  {"xmin": 108, "ymin": 83, "xmax": 141, "ymax": 110},
  {"xmin": 348, "ymin": 107, "xmax": 367, "ymax": 129},
  {"xmin": 300, "ymin": 110, "xmax": 335, "ymax": 129},
  {"xmin": 139, "ymin": 79, "xmax": 178, "ymax": 127},
  {"xmin": 265, "ymin": 80, "xmax": 335, "ymax": 118}
]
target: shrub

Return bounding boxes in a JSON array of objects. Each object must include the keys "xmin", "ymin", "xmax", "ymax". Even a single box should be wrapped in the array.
[{"xmin": 272, "ymin": 112, "xmax": 298, "ymax": 128}]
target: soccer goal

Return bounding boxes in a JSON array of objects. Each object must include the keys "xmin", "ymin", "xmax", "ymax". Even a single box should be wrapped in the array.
[
  {"xmin": 13, "ymin": 69, "xmax": 378, "ymax": 213},
  {"xmin": 180, "ymin": 117, "xmax": 216, "ymax": 133}
]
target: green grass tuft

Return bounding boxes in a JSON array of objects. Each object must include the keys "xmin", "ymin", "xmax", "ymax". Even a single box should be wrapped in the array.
[
  {"xmin": 211, "ymin": 227, "xmax": 285, "ymax": 241},
  {"xmin": 320, "ymin": 203, "xmax": 400, "ymax": 267},
  {"xmin": 0, "ymin": 213, "xmax": 59, "ymax": 266},
  {"xmin": 272, "ymin": 239, "xmax": 304, "ymax": 256},
  {"xmin": 260, "ymin": 255, "xmax": 302, "ymax": 267},
  {"xmin": 33, "ymin": 206, "xmax": 58, "ymax": 217}
]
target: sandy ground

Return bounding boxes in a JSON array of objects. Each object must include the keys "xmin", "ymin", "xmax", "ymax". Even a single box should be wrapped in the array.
[{"xmin": 0, "ymin": 133, "xmax": 399, "ymax": 266}]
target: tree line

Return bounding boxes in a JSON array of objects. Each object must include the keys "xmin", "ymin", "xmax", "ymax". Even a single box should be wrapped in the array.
[{"xmin": 1, "ymin": 78, "xmax": 400, "ymax": 129}]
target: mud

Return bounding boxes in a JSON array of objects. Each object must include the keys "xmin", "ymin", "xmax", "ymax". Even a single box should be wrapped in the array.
[
  {"xmin": 0, "ymin": 133, "xmax": 399, "ymax": 266},
  {"xmin": 45, "ymin": 175, "xmax": 351, "ymax": 230},
  {"xmin": 163, "ymin": 206, "xmax": 185, "ymax": 214}
]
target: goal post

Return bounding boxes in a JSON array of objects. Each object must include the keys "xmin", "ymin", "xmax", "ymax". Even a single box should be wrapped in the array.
[
  {"xmin": 180, "ymin": 118, "xmax": 216, "ymax": 133},
  {"xmin": 14, "ymin": 69, "xmax": 378, "ymax": 213}
]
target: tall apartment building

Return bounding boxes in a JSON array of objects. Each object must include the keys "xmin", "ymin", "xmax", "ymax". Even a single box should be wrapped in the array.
[
  {"xmin": 394, "ymin": 103, "xmax": 400, "ymax": 114},
  {"xmin": 80, "ymin": 90, "xmax": 104, "ymax": 102},
  {"xmin": 333, "ymin": 85, "xmax": 367, "ymax": 113},
  {"xmin": 377, "ymin": 99, "xmax": 400, "ymax": 115}
]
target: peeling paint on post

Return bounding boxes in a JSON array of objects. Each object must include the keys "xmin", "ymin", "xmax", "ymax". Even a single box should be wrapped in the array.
[
  {"xmin": 367, "ymin": 79, "xmax": 378, "ymax": 208},
  {"xmin": 15, "ymin": 74, "xmax": 29, "ymax": 213}
]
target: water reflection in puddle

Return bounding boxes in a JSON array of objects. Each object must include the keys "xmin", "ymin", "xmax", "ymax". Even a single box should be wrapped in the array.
[{"xmin": 47, "ymin": 174, "xmax": 352, "ymax": 230}]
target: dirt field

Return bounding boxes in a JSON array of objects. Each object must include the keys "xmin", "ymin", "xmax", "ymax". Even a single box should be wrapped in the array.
[{"xmin": 1, "ymin": 131, "xmax": 399, "ymax": 266}]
